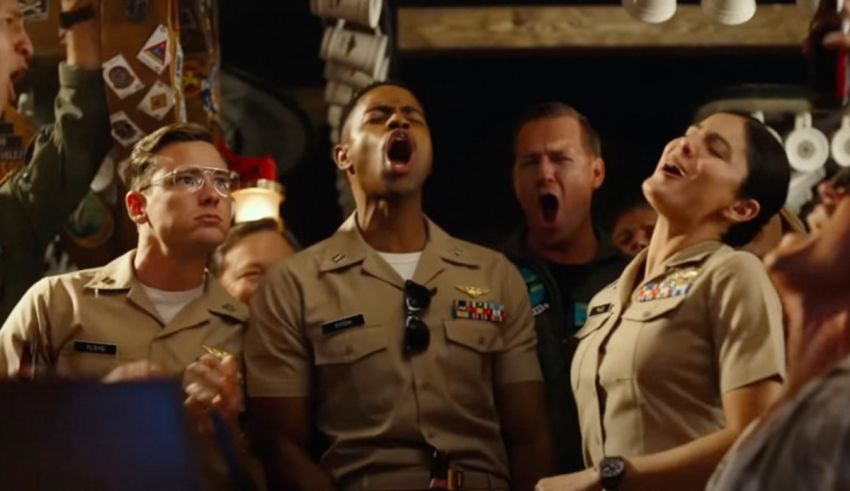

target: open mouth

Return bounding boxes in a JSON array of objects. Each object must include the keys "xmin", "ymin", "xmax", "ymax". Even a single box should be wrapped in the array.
[
  {"xmin": 7, "ymin": 68, "xmax": 27, "ymax": 104},
  {"xmin": 662, "ymin": 163, "xmax": 685, "ymax": 177},
  {"xmin": 386, "ymin": 130, "xmax": 413, "ymax": 167},
  {"xmin": 539, "ymin": 193, "xmax": 559, "ymax": 224}
]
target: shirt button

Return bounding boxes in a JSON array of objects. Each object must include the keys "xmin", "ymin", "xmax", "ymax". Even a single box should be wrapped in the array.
[
  {"xmin": 478, "ymin": 336, "xmax": 485, "ymax": 346},
  {"xmin": 420, "ymin": 381, "xmax": 431, "ymax": 391},
  {"xmin": 345, "ymin": 345, "xmax": 353, "ymax": 355}
]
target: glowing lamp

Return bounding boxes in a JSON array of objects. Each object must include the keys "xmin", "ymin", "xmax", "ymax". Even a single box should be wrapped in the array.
[{"xmin": 232, "ymin": 179, "xmax": 285, "ymax": 223}]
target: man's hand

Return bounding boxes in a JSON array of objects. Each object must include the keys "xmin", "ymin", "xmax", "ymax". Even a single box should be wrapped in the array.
[
  {"xmin": 535, "ymin": 469, "xmax": 601, "ymax": 491},
  {"xmin": 102, "ymin": 360, "xmax": 164, "ymax": 383},
  {"xmin": 61, "ymin": 0, "xmax": 101, "ymax": 69},
  {"xmin": 183, "ymin": 353, "xmax": 242, "ymax": 438}
]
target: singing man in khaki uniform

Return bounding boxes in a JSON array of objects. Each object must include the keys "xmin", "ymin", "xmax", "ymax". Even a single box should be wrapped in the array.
[
  {"xmin": 0, "ymin": 123, "xmax": 247, "ymax": 381},
  {"xmin": 245, "ymin": 82, "xmax": 556, "ymax": 491}
]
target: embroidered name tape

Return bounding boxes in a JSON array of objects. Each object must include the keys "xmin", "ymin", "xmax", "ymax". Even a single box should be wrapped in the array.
[
  {"xmin": 74, "ymin": 340, "xmax": 117, "ymax": 356},
  {"xmin": 321, "ymin": 314, "xmax": 366, "ymax": 335},
  {"xmin": 452, "ymin": 299, "xmax": 505, "ymax": 323},
  {"xmin": 589, "ymin": 303, "xmax": 612, "ymax": 316}
]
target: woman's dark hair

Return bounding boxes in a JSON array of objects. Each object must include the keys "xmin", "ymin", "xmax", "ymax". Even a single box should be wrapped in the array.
[{"xmin": 721, "ymin": 114, "xmax": 791, "ymax": 247}]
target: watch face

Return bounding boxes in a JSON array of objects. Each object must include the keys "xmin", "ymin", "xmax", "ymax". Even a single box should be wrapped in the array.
[{"xmin": 600, "ymin": 457, "xmax": 625, "ymax": 479}]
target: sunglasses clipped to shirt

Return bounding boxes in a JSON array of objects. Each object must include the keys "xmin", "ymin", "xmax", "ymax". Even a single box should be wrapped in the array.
[
  {"xmin": 403, "ymin": 280, "xmax": 434, "ymax": 356},
  {"xmin": 141, "ymin": 165, "xmax": 240, "ymax": 198}
]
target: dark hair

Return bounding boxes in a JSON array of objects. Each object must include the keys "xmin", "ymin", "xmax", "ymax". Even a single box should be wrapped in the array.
[
  {"xmin": 125, "ymin": 122, "xmax": 214, "ymax": 190},
  {"xmin": 338, "ymin": 80, "xmax": 416, "ymax": 140},
  {"xmin": 721, "ymin": 114, "xmax": 791, "ymax": 247},
  {"xmin": 209, "ymin": 218, "xmax": 283, "ymax": 275},
  {"xmin": 513, "ymin": 102, "xmax": 601, "ymax": 158}
]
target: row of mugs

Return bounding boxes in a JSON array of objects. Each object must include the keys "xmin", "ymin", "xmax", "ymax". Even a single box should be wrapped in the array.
[
  {"xmin": 310, "ymin": 0, "xmax": 383, "ymax": 29},
  {"xmin": 623, "ymin": 0, "xmax": 814, "ymax": 25},
  {"xmin": 777, "ymin": 112, "xmax": 850, "ymax": 172},
  {"xmin": 317, "ymin": 19, "xmax": 391, "ymax": 144}
]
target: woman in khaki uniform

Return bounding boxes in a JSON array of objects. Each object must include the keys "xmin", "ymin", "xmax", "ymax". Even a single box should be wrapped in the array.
[{"xmin": 536, "ymin": 113, "xmax": 790, "ymax": 491}]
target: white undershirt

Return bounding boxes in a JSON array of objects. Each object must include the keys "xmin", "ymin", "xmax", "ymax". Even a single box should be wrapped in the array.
[
  {"xmin": 377, "ymin": 251, "xmax": 422, "ymax": 281},
  {"xmin": 140, "ymin": 282, "xmax": 205, "ymax": 324}
]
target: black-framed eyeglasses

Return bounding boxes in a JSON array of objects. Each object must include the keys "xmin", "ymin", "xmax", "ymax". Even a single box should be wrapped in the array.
[
  {"xmin": 403, "ymin": 280, "xmax": 433, "ymax": 356},
  {"xmin": 140, "ymin": 165, "xmax": 239, "ymax": 198}
]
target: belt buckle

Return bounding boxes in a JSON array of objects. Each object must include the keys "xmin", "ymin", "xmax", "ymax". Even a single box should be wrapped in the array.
[{"xmin": 447, "ymin": 469, "xmax": 464, "ymax": 490}]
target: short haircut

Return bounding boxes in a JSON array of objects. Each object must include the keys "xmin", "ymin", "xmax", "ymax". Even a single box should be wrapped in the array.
[
  {"xmin": 209, "ymin": 218, "xmax": 282, "ymax": 276},
  {"xmin": 124, "ymin": 122, "xmax": 214, "ymax": 191},
  {"xmin": 338, "ymin": 80, "xmax": 416, "ymax": 140},
  {"xmin": 721, "ymin": 113, "xmax": 791, "ymax": 247},
  {"xmin": 513, "ymin": 102, "xmax": 601, "ymax": 158}
]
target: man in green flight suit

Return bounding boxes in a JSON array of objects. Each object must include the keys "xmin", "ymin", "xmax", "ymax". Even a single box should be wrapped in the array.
[{"xmin": 0, "ymin": 0, "xmax": 110, "ymax": 321}]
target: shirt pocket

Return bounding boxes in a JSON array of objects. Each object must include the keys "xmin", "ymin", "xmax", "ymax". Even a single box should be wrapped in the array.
[
  {"xmin": 442, "ymin": 319, "xmax": 504, "ymax": 408},
  {"xmin": 620, "ymin": 294, "xmax": 687, "ymax": 323},
  {"xmin": 311, "ymin": 326, "xmax": 398, "ymax": 426},
  {"xmin": 55, "ymin": 343, "xmax": 128, "ymax": 379},
  {"xmin": 571, "ymin": 311, "xmax": 613, "ymax": 392}
]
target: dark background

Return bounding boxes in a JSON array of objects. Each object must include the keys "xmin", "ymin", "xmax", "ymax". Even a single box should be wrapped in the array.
[{"xmin": 220, "ymin": 1, "xmax": 807, "ymax": 247}]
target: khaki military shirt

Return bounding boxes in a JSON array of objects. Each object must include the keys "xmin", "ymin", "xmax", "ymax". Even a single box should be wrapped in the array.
[
  {"xmin": 0, "ymin": 250, "xmax": 248, "ymax": 378},
  {"xmin": 246, "ymin": 214, "xmax": 542, "ymax": 484},
  {"xmin": 571, "ymin": 241, "xmax": 785, "ymax": 466}
]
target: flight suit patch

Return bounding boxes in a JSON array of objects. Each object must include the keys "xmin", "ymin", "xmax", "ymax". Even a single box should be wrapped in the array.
[
  {"xmin": 452, "ymin": 300, "xmax": 505, "ymax": 323},
  {"xmin": 520, "ymin": 266, "xmax": 549, "ymax": 317},
  {"xmin": 574, "ymin": 302, "xmax": 588, "ymax": 327},
  {"xmin": 74, "ymin": 341, "xmax": 117, "ymax": 356},
  {"xmin": 321, "ymin": 314, "xmax": 366, "ymax": 335},
  {"xmin": 636, "ymin": 268, "xmax": 699, "ymax": 302}
]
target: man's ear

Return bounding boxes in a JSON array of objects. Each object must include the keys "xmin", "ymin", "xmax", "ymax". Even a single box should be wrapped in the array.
[
  {"xmin": 723, "ymin": 197, "xmax": 761, "ymax": 224},
  {"xmin": 334, "ymin": 143, "xmax": 354, "ymax": 173},
  {"xmin": 590, "ymin": 156, "xmax": 606, "ymax": 190},
  {"xmin": 125, "ymin": 190, "xmax": 148, "ymax": 224}
]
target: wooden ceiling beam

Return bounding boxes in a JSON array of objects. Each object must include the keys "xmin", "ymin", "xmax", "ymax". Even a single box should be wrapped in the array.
[{"xmin": 397, "ymin": 5, "xmax": 808, "ymax": 53}]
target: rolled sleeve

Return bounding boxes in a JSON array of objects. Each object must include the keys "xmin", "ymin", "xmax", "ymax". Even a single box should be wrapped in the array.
[
  {"xmin": 495, "ymin": 258, "xmax": 542, "ymax": 386},
  {"xmin": 244, "ymin": 262, "xmax": 311, "ymax": 398},
  {"xmin": 710, "ymin": 252, "xmax": 786, "ymax": 393}
]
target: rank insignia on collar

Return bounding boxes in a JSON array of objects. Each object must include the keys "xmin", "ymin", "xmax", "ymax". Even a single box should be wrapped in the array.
[
  {"xmin": 636, "ymin": 268, "xmax": 698, "ymax": 302},
  {"xmin": 452, "ymin": 299, "xmax": 505, "ymax": 323},
  {"xmin": 455, "ymin": 285, "xmax": 490, "ymax": 299}
]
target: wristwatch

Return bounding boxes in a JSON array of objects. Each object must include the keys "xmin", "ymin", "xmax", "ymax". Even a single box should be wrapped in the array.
[
  {"xmin": 599, "ymin": 456, "xmax": 626, "ymax": 491},
  {"xmin": 59, "ymin": 4, "xmax": 96, "ymax": 30}
]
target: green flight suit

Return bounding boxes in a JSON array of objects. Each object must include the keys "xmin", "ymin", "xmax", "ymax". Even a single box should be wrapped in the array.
[{"xmin": 0, "ymin": 62, "xmax": 110, "ymax": 321}]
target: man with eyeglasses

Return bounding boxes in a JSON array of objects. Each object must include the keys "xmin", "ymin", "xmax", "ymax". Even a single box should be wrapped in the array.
[
  {"xmin": 0, "ymin": 122, "xmax": 247, "ymax": 387},
  {"xmin": 245, "ymin": 82, "xmax": 555, "ymax": 491}
]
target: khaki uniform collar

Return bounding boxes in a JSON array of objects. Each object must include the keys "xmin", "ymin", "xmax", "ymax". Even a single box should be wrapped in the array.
[
  {"xmin": 319, "ymin": 212, "xmax": 480, "ymax": 288},
  {"xmin": 84, "ymin": 250, "xmax": 249, "ymax": 327},
  {"xmin": 85, "ymin": 250, "xmax": 137, "ymax": 291},
  {"xmin": 615, "ymin": 240, "xmax": 725, "ymax": 306}
]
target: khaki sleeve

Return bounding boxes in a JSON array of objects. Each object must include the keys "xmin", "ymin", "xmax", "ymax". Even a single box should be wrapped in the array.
[
  {"xmin": 709, "ymin": 252, "xmax": 786, "ymax": 393},
  {"xmin": 244, "ymin": 262, "xmax": 311, "ymax": 398},
  {"xmin": 0, "ymin": 278, "xmax": 52, "ymax": 377},
  {"xmin": 495, "ymin": 257, "xmax": 543, "ymax": 386}
]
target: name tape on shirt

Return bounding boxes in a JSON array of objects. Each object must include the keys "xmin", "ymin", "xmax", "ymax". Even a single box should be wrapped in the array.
[
  {"xmin": 321, "ymin": 314, "xmax": 366, "ymax": 335},
  {"xmin": 74, "ymin": 340, "xmax": 117, "ymax": 356}
]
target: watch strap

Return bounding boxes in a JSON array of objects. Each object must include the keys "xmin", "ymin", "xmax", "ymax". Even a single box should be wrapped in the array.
[{"xmin": 59, "ymin": 4, "xmax": 96, "ymax": 30}]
